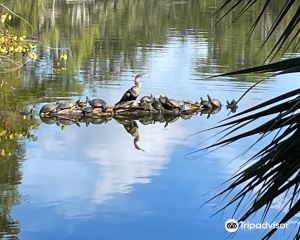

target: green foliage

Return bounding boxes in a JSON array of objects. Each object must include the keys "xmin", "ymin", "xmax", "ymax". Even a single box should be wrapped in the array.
[{"xmin": 0, "ymin": 8, "xmax": 37, "ymax": 74}]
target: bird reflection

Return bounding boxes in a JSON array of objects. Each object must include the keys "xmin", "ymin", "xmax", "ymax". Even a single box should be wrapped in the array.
[{"xmin": 115, "ymin": 117, "xmax": 145, "ymax": 152}]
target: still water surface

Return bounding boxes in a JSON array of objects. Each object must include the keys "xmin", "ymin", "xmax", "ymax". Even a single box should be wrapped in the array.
[{"xmin": 0, "ymin": 0, "xmax": 299, "ymax": 239}]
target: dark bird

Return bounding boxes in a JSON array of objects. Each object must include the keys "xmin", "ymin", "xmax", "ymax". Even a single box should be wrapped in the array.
[{"xmin": 116, "ymin": 73, "xmax": 144, "ymax": 104}]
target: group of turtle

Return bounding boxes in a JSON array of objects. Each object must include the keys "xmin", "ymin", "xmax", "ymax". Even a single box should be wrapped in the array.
[
  {"xmin": 39, "ymin": 94, "xmax": 229, "ymax": 118},
  {"xmin": 39, "ymin": 97, "xmax": 108, "ymax": 117},
  {"xmin": 115, "ymin": 94, "xmax": 223, "ymax": 112},
  {"xmin": 114, "ymin": 95, "xmax": 196, "ymax": 113}
]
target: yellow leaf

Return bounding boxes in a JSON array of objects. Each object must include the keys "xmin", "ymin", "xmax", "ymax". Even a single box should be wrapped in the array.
[
  {"xmin": 1, "ymin": 14, "xmax": 7, "ymax": 24},
  {"xmin": 61, "ymin": 53, "xmax": 68, "ymax": 61},
  {"xmin": 29, "ymin": 52, "xmax": 39, "ymax": 60}
]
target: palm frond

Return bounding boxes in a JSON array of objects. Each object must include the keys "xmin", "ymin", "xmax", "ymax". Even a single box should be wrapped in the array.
[
  {"xmin": 205, "ymin": 90, "xmax": 300, "ymax": 239},
  {"xmin": 210, "ymin": 1, "xmax": 300, "ymax": 239}
]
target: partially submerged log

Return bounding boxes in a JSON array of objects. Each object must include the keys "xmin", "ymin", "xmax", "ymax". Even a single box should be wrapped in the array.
[{"xmin": 39, "ymin": 95, "xmax": 222, "ymax": 126}]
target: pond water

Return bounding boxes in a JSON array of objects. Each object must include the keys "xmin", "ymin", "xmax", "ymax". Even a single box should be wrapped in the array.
[{"xmin": 0, "ymin": 0, "xmax": 299, "ymax": 239}]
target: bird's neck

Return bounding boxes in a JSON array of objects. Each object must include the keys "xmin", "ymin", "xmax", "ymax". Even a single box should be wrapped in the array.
[{"xmin": 135, "ymin": 80, "xmax": 141, "ymax": 88}]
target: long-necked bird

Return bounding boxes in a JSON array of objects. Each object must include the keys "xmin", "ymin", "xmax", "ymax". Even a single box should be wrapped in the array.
[{"xmin": 116, "ymin": 73, "xmax": 144, "ymax": 104}]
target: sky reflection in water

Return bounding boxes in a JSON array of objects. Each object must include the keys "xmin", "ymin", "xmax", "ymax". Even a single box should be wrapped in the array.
[{"xmin": 13, "ymin": 39, "xmax": 300, "ymax": 240}]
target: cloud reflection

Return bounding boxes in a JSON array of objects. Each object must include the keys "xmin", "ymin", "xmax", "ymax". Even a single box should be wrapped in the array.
[{"xmin": 22, "ymin": 120, "xmax": 186, "ymax": 216}]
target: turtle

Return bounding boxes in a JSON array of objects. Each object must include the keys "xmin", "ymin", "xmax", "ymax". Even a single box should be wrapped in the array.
[
  {"xmin": 82, "ymin": 106, "xmax": 94, "ymax": 116},
  {"xmin": 39, "ymin": 103, "xmax": 57, "ymax": 116},
  {"xmin": 140, "ymin": 94, "xmax": 154, "ymax": 103},
  {"xmin": 86, "ymin": 97, "xmax": 107, "ymax": 109},
  {"xmin": 114, "ymin": 100, "xmax": 139, "ymax": 110},
  {"xmin": 75, "ymin": 98, "xmax": 87, "ymax": 109},
  {"xmin": 179, "ymin": 103, "xmax": 192, "ymax": 112},
  {"xmin": 207, "ymin": 95, "xmax": 222, "ymax": 109},
  {"xmin": 183, "ymin": 100, "xmax": 194, "ymax": 105},
  {"xmin": 56, "ymin": 101, "xmax": 75, "ymax": 111},
  {"xmin": 159, "ymin": 96, "xmax": 176, "ymax": 110},
  {"xmin": 167, "ymin": 98, "xmax": 183, "ymax": 109},
  {"xmin": 209, "ymin": 106, "xmax": 222, "ymax": 114},
  {"xmin": 199, "ymin": 97, "xmax": 210, "ymax": 110},
  {"xmin": 152, "ymin": 98, "xmax": 164, "ymax": 113},
  {"xmin": 140, "ymin": 101, "xmax": 153, "ymax": 113}
]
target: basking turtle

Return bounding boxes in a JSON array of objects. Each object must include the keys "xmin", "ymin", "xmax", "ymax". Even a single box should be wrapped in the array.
[
  {"xmin": 200, "ymin": 97, "xmax": 210, "ymax": 110},
  {"xmin": 152, "ymin": 98, "xmax": 164, "ymax": 113},
  {"xmin": 75, "ymin": 98, "xmax": 87, "ymax": 109},
  {"xmin": 39, "ymin": 103, "xmax": 57, "ymax": 116},
  {"xmin": 179, "ymin": 102, "xmax": 192, "ymax": 112},
  {"xmin": 183, "ymin": 100, "xmax": 194, "ymax": 105},
  {"xmin": 209, "ymin": 106, "xmax": 222, "ymax": 114},
  {"xmin": 140, "ymin": 94, "xmax": 154, "ymax": 103},
  {"xmin": 86, "ymin": 97, "xmax": 107, "ymax": 109},
  {"xmin": 56, "ymin": 101, "xmax": 75, "ymax": 111},
  {"xmin": 82, "ymin": 106, "xmax": 94, "ymax": 116},
  {"xmin": 159, "ymin": 96, "xmax": 178, "ymax": 110},
  {"xmin": 207, "ymin": 95, "xmax": 222, "ymax": 109},
  {"xmin": 167, "ymin": 98, "xmax": 183, "ymax": 110},
  {"xmin": 114, "ymin": 100, "xmax": 139, "ymax": 110},
  {"xmin": 140, "ymin": 101, "xmax": 153, "ymax": 113}
]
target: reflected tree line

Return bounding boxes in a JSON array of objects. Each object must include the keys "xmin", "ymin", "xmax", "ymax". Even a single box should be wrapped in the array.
[
  {"xmin": 0, "ymin": 112, "xmax": 39, "ymax": 239},
  {"xmin": 5, "ymin": 0, "xmax": 296, "ymax": 88}
]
